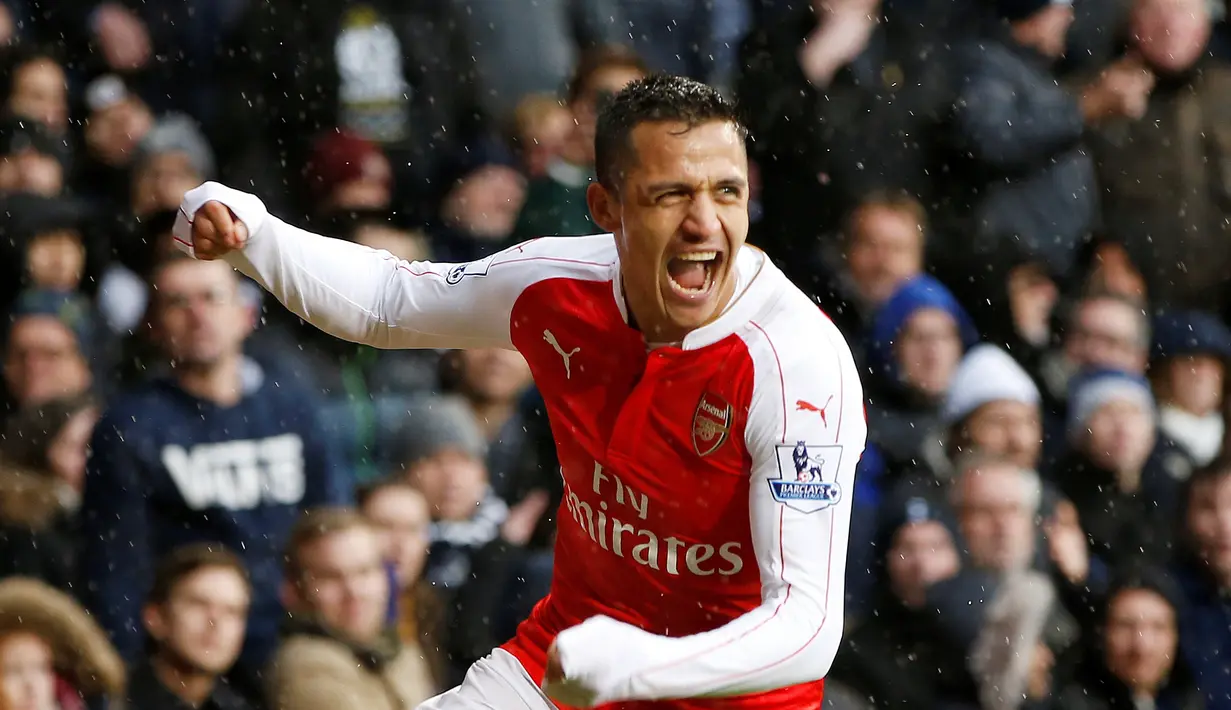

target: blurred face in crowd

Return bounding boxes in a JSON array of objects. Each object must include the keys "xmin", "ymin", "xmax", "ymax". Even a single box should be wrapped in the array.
[
  {"xmin": 4, "ymin": 317, "xmax": 90, "ymax": 407},
  {"xmin": 289, "ymin": 524, "xmax": 389, "ymax": 645},
  {"xmin": 8, "ymin": 59, "xmax": 67, "ymax": 135},
  {"xmin": 1132, "ymin": 0, "xmax": 1210, "ymax": 74},
  {"xmin": 588, "ymin": 119, "xmax": 749, "ymax": 344},
  {"xmin": 896, "ymin": 308, "xmax": 964, "ymax": 398},
  {"xmin": 144, "ymin": 566, "xmax": 250, "ymax": 675},
  {"xmin": 1087, "ymin": 243, "xmax": 1147, "ymax": 303},
  {"xmin": 329, "ymin": 152, "xmax": 392, "ymax": 213},
  {"xmin": 886, "ymin": 520, "xmax": 960, "ymax": 608},
  {"xmin": 1065, "ymin": 297, "xmax": 1148, "ymax": 375},
  {"xmin": 1008, "ymin": 263, "xmax": 1058, "ymax": 347},
  {"xmin": 1104, "ymin": 588, "xmax": 1177, "ymax": 697},
  {"xmin": 362, "ymin": 484, "xmax": 431, "ymax": 590},
  {"xmin": 47, "ymin": 405, "xmax": 99, "ymax": 495},
  {"xmin": 0, "ymin": 633, "xmax": 55, "ymax": 710},
  {"xmin": 85, "ymin": 98, "xmax": 154, "ymax": 167},
  {"xmin": 457, "ymin": 348, "xmax": 532, "ymax": 405},
  {"xmin": 153, "ymin": 260, "xmax": 253, "ymax": 368},
  {"xmin": 1013, "ymin": 3, "xmax": 1074, "ymax": 58},
  {"xmin": 844, "ymin": 204, "xmax": 923, "ymax": 308},
  {"xmin": 954, "ymin": 462, "xmax": 1037, "ymax": 573},
  {"xmin": 571, "ymin": 65, "xmax": 647, "ymax": 166},
  {"xmin": 1082, "ymin": 399, "xmax": 1156, "ymax": 478},
  {"xmin": 0, "ymin": 150, "xmax": 62, "ymax": 197},
  {"xmin": 960, "ymin": 400, "xmax": 1042, "ymax": 469},
  {"xmin": 353, "ymin": 224, "xmax": 429, "ymax": 264},
  {"xmin": 440, "ymin": 165, "xmax": 527, "ymax": 240},
  {"xmin": 1157, "ymin": 355, "xmax": 1224, "ymax": 417},
  {"xmin": 133, "ymin": 152, "xmax": 203, "ymax": 217},
  {"xmin": 516, "ymin": 98, "xmax": 573, "ymax": 178},
  {"xmin": 408, "ymin": 449, "xmax": 489, "ymax": 522},
  {"xmin": 1187, "ymin": 472, "xmax": 1231, "ymax": 586},
  {"xmin": 25, "ymin": 230, "xmax": 84, "ymax": 291}
]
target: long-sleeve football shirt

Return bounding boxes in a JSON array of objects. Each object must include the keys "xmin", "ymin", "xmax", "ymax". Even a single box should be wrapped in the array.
[{"xmin": 175, "ymin": 183, "xmax": 867, "ymax": 710}]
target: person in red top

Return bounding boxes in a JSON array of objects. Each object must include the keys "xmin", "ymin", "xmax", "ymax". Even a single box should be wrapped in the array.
[{"xmin": 175, "ymin": 75, "xmax": 867, "ymax": 710}]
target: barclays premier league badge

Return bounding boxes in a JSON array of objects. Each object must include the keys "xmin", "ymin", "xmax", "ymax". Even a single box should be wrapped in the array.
[{"xmin": 768, "ymin": 441, "xmax": 843, "ymax": 513}]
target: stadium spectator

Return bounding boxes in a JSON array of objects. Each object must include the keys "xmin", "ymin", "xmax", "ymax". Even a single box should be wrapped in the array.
[
  {"xmin": 2, "ymin": 291, "xmax": 95, "ymax": 419},
  {"xmin": 1089, "ymin": 0, "xmax": 1231, "ymax": 313},
  {"xmin": 0, "ymin": 577, "xmax": 126, "ymax": 710},
  {"xmin": 357, "ymin": 479, "xmax": 443, "ymax": 685},
  {"xmin": 1055, "ymin": 370, "xmax": 1186, "ymax": 570},
  {"xmin": 128, "ymin": 544, "xmax": 253, "ymax": 710},
  {"xmin": 0, "ymin": 116, "xmax": 64, "ymax": 197},
  {"xmin": 829, "ymin": 493, "xmax": 962, "ymax": 706},
  {"xmin": 394, "ymin": 395, "xmax": 546, "ymax": 684},
  {"xmin": 271, "ymin": 508, "xmax": 437, "ymax": 710},
  {"xmin": 437, "ymin": 349, "xmax": 534, "ymax": 499},
  {"xmin": 1150, "ymin": 310, "xmax": 1231, "ymax": 466},
  {"xmin": 511, "ymin": 45, "xmax": 647, "ymax": 241},
  {"xmin": 79, "ymin": 256, "xmax": 349, "ymax": 700},
  {"xmin": 1173, "ymin": 462, "xmax": 1231, "ymax": 705},
  {"xmin": 1058, "ymin": 571, "xmax": 1205, "ymax": 710},
  {"xmin": 816, "ymin": 192, "xmax": 928, "ymax": 345}
]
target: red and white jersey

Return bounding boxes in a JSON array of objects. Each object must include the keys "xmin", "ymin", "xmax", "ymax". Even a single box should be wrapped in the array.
[{"xmin": 176, "ymin": 184, "xmax": 867, "ymax": 710}]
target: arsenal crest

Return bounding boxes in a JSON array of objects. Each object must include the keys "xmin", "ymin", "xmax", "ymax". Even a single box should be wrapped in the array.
[{"xmin": 692, "ymin": 392, "xmax": 732, "ymax": 457}]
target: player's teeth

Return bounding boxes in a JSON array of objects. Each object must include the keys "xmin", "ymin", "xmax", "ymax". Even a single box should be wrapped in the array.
[{"xmin": 677, "ymin": 251, "xmax": 717, "ymax": 262}]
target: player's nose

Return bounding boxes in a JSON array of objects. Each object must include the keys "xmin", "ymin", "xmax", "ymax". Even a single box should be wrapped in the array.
[{"xmin": 680, "ymin": 194, "xmax": 721, "ymax": 241}]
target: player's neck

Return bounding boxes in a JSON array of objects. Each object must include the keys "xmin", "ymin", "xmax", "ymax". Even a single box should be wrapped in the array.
[
  {"xmin": 626, "ymin": 276, "xmax": 739, "ymax": 349},
  {"xmin": 174, "ymin": 353, "xmax": 245, "ymax": 407}
]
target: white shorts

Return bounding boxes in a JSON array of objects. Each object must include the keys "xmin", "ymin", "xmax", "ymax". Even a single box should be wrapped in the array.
[{"xmin": 417, "ymin": 649, "xmax": 555, "ymax": 710}]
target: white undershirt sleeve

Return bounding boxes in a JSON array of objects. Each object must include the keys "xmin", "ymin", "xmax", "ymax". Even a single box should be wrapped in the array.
[{"xmin": 175, "ymin": 182, "xmax": 548, "ymax": 350}]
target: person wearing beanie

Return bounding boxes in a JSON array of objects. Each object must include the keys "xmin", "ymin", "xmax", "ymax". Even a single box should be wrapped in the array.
[
  {"xmin": 930, "ymin": 344, "xmax": 1043, "ymax": 476},
  {"xmin": 131, "ymin": 114, "xmax": 216, "ymax": 218},
  {"xmin": 864, "ymin": 275, "xmax": 979, "ymax": 477},
  {"xmin": 1055, "ymin": 369, "xmax": 1186, "ymax": 571},
  {"xmin": 304, "ymin": 129, "xmax": 393, "ymax": 218},
  {"xmin": 391, "ymin": 395, "xmax": 544, "ymax": 685},
  {"xmin": 3, "ymin": 290, "xmax": 96, "ymax": 420},
  {"xmin": 1150, "ymin": 310, "xmax": 1231, "ymax": 465}
]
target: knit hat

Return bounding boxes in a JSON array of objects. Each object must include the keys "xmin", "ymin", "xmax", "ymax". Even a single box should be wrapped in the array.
[
  {"xmin": 391, "ymin": 395, "xmax": 488, "ymax": 467},
  {"xmin": 305, "ymin": 130, "xmax": 390, "ymax": 201},
  {"xmin": 84, "ymin": 74, "xmax": 129, "ymax": 113},
  {"xmin": 996, "ymin": 0, "xmax": 1073, "ymax": 21},
  {"xmin": 1067, "ymin": 369, "xmax": 1155, "ymax": 440},
  {"xmin": 867, "ymin": 275, "xmax": 980, "ymax": 384},
  {"xmin": 9, "ymin": 290, "xmax": 94, "ymax": 355},
  {"xmin": 942, "ymin": 344, "xmax": 1041, "ymax": 426},
  {"xmin": 135, "ymin": 113, "xmax": 215, "ymax": 178},
  {"xmin": 1151, "ymin": 309, "xmax": 1231, "ymax": 361}
]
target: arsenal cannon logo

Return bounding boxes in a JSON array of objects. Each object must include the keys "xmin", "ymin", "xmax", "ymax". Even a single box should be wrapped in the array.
[{"xmin": 692, "ymin": 392, "xmax": 732, "ymax": 457}]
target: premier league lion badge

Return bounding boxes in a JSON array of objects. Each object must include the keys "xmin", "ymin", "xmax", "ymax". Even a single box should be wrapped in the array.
[{"xmin": 768, "ymin": 441, "xmax": 843, "ymax": 513}]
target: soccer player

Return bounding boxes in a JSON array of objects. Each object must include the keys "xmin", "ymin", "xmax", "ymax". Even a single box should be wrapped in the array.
[{"xmin": 175, "ymin": 75, "xmax": 866, "ymax": 710}]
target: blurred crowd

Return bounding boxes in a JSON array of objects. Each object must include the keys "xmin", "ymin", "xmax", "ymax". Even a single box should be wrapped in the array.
[{"xmin": 0, "ymin": 0, "xmax": 1228, "ymax": 709}]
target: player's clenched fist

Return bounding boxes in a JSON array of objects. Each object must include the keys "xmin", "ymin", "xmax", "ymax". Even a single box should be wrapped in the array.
[{"xmin": 188, "ymin": 201, "xmax": 249, "ymax": 260}]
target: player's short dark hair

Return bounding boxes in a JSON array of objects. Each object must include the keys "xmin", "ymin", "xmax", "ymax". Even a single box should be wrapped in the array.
[
  {"xmin": 147, "ymin": 543, "xmax": 250, "ymax": 606},
  {"xmin": 594, "ymin": 73, "xmax": 745, "ymax": 192}
]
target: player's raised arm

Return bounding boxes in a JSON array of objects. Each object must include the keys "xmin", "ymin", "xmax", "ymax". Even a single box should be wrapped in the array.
[
  {"xmin": 175, "ymin": 182, "xmax": 569, "ymax": 351},
  {"xmin": 548, "ymin": 312, "xmax": 866, "ymax": 704}
]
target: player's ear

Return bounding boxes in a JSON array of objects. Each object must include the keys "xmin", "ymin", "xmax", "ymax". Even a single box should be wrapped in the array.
[{"xmin": 586, "ymin": 182, "xmax": 620, "ymax": 234}]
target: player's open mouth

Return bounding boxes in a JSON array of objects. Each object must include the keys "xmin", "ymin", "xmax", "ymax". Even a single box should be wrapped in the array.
[{"xmin": 666, "ymin": 251, "xmax": 721, "ymax": 300}]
